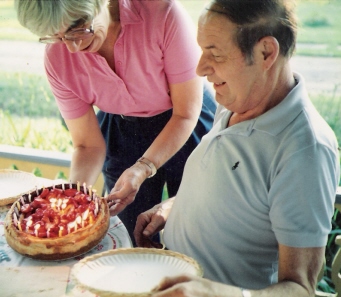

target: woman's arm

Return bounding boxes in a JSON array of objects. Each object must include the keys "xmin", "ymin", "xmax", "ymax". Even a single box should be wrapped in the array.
[
  {"xmin": 107, "ymin": 76, "xmax": 203, "ymax": 215},
  {"xmin": 65, "ymin": 107, "xmax": 107, "ymax": 187},
  {"xmin": 142, "ymin": 76, "xmax": 203, "ymax": 168}
]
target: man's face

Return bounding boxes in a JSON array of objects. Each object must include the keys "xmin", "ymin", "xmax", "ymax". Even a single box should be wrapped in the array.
[{"xmin": 196, "ymin": 11, "xmax": 264, "ymax": 114}]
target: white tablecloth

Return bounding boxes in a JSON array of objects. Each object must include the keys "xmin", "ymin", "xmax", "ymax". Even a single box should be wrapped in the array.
[{"xmin": 0, "ymin": 177, "xmax": 132, "ymax": 296}]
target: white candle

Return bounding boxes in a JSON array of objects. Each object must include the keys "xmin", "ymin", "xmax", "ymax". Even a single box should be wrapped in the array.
[{"xmin": 83, "ymin": 182, "xmax": 87, "ymax": 195}]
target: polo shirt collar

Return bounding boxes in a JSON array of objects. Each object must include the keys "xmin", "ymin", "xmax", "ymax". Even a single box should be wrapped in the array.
[
  {"xmin": 252, "ymin": 72, "xmax": 310, "ymax": 136},
  {"xmin": 216, "ymin": 72, "xmax": 310, "ymax": 137},
  {"xmin": 119, "ymin": 0, "xmax": 143, "ymax": 25}
]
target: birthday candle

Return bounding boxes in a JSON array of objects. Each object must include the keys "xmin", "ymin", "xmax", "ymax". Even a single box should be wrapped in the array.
[{"xmin": 83, "ymin": 182, "xmax": 87, "ymax": 195}]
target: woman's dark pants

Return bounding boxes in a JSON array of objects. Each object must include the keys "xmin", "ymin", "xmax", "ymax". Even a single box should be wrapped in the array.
[{"xmin": 97, "ymin": 84, "xmax": 216, "ymax": 246}]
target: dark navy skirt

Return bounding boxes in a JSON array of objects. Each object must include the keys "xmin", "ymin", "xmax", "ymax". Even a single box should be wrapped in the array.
[{"xmin": 97, "ymin": 83, "xmax": 216, "ymax": 245}]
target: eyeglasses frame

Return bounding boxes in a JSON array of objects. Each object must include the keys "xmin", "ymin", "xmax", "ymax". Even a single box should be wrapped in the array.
[{"xmin": 39, "ymin": 19, "xmax": 94, "ymax": 44}]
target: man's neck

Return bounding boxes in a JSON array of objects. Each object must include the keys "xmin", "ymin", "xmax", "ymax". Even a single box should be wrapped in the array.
[{"xmin": 227, "ymin": 61, "xmax": 296, "ymax": 127}]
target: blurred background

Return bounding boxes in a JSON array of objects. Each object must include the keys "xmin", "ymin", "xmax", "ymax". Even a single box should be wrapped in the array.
[
  {"xmin": 0, "ymin": 0, "xmax": 341, "ymax": 294},
  {"xmin": 0, "ymin": 0, "xmax": 340, "ymax": 154}
]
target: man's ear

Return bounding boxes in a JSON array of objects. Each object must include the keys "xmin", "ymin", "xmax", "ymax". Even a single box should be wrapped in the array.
[{"xmin": 255, "ymin": 36, "xmax": 279, "ymax": 70}]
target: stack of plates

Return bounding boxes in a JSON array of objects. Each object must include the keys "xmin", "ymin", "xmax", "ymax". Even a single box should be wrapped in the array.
[{"xmin": 71, "ymin": 248, "xmax": 203, "ymax": 297}]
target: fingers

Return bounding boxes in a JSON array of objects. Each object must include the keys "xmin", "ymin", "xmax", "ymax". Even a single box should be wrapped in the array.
[
  {"xmin": 134, "ymin": 207, "xmax": 166, "ymax": 248},
  {"xmin": 134, "ymin": 213, "xmax": 156, "ymax": 247},
  {"xmin": 151, "ymin": 275, "xmax": 193, "ymax": 296},
  {"xmin": 108, "ymin": 202, "xmax": 127, "ymax": 217},
  {"xmin": 105, "ymin": 186, "xmax": 137, "ymax": 216}
]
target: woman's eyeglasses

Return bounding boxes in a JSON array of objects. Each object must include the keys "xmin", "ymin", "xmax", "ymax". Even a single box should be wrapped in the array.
[{"xmin": 39, "ymin": 20, "xmax": 94, "ymax": 44}]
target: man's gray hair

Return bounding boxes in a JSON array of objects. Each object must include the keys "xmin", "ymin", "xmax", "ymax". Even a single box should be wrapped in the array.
[{"xmin": 207, "ymin": 0, "xmax": 297, "ymax": 64}]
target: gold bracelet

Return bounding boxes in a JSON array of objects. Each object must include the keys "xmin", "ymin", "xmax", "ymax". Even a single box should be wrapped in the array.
[{"xmin": 137, "ymin": 157, "xmax": 157, "ymax": 178}]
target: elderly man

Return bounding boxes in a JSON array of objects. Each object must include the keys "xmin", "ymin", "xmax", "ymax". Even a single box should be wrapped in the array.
[{"xmin": 134, "ymin": 0, "xmax": 340, "ymax": 296}]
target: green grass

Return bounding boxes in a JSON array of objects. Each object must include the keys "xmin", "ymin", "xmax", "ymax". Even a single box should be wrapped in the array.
[
  {"xmin": 177, "ymin": 0, "xmax": 341, "ymax": 57},
  {"xmin": 0, "ymin": 109, "xmax": 72, "ymax": 153},
  {"xmin": 0, "ymin": 1, "xmax": 37, "ymax": 41},
  {"xmin": 295, "ymin": 0, "xmax": 341, "ymax": 56},
  {"xmin": 0, "ymin": 71, "xmax": 340, "ymax": 152},
  {"xmin": 0, "ymin": 72, "xmax": 72, "ymax": 153},
  {"xmin": 296, "ymin": 0, "xmax": 341, "ymax": 44},
  {"xmin": 0, "ymin": 72, "xmax": 58, "ymax": 118}
]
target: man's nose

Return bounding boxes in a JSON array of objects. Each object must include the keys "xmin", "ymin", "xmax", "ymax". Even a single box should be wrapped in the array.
[
  {"xmin": 196, "ymin": 55, "xmax": 212, "ymax": 77},
  {"xmin": 63, "ymin": 39, "xmax": 83, "ymax": 53}
]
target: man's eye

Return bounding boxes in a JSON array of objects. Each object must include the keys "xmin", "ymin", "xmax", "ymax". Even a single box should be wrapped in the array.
[{"xmin": 212, "ymin": 54, "xmax": 223, "ymax": 61}]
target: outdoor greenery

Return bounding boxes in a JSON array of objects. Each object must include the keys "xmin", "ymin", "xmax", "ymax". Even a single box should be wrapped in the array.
[
  {"xmin": 0, "ymin": 0, "xmax": 341, "ymax": 294},
  {"xmin": 1, "ymin": 0, "xmax": 341, "ymax": 56},
  {"xmin": 296, "ymin": 0, "xmax": 341, "ymax": 57}
]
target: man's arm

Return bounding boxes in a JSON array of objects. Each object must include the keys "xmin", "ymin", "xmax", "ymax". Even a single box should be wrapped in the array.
[{"xmin": 151, "ymin": 244, "xmax": 324, "ymax": 297}]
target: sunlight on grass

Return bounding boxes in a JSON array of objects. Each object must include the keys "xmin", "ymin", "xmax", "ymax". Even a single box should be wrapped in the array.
[{"xmin": 0, "ymin": 110, "xmax": 73, "ymax": 153}]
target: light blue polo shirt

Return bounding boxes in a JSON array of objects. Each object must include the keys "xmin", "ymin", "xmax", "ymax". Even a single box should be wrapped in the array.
[{"xmin": 163, "ymin": 72, "xmax": 340, "ymax": 289}]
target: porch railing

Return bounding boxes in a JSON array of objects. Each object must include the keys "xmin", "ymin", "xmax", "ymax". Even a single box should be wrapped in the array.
[{"xmin": 0, "ymin": 144, "xmax": 104, "ymax": 193}]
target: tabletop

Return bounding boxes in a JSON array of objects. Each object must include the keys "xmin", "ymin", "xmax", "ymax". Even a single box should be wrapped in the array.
[{"xmin": 0, "ymin": 176, "xmax": 132, "ymax": 297}]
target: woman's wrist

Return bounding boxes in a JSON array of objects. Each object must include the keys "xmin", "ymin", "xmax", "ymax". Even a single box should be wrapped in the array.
[{"xmin": 136, "ymin": 157, "xmax": 157, "ymax": 178}]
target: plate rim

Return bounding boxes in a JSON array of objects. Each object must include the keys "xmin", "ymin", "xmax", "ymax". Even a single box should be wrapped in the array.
[
  {"xmin": 0, "ymin": 169, "xmax": 37, "ymax": 205},
  {"xmin": 71, "ymin": 247, "xmax": 203, "ymax": 297}
]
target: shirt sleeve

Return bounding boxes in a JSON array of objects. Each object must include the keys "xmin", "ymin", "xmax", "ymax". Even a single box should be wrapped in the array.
[
  {"xmin": 269, "ymin": 142, "xmax": 339, "ymax": 247},
  {"xmin": 162, "ymin": 1, "xmax": 201, "ymax": 84},
  {"xmin": 44, "ymin": 45, "xmax": 91, "ymax": 119}
]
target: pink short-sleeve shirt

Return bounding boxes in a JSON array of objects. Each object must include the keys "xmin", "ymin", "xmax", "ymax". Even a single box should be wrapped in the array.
[{"xmin": 44, "ymin": 0, "xmax": 200, "ymax": 119}]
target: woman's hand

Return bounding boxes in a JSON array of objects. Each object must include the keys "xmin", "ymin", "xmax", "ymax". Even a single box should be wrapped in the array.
[
  {"xmin": 106, "ymin": 161, "xmax": 152, "ymax": 216},
  {"xmin": 151, "ymin": 275, "xmax": 238, "ymax": 297},
  {"xmin": 134, "ymin": 198, "xmax": 175, "ymax": 248}
]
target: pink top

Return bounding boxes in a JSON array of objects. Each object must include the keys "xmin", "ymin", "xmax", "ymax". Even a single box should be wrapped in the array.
[{"xmin": 44, "ymin": 0, "xmax": 200, "ymax": 119}]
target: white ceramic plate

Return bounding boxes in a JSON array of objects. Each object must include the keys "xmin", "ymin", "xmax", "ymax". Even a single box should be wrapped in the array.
[
  {"xmin": 0, "ymin": 170, "xmax": 38, "ymax": 205},
  {"xmin": 71, "ymin": 248, "xmax": 203, "ymax": 297}
]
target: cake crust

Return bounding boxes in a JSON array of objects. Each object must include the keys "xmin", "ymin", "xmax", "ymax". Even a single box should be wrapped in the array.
[{"xmin": 4, "ymin": 184, "xmax": 110, "ymax": 261}]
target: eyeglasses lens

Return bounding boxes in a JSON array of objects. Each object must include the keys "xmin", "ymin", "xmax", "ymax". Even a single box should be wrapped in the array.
[
  {"xmin": 65, "ymin": 29, "xmax": 94, "ymax": 41},
  {"xmin": 39, "ymin": 20, "xmax": 94, "ymax": 44}
]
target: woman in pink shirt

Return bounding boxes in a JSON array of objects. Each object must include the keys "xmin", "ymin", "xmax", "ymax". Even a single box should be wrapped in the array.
[{"xmin": 15, "ymin": 0, "xmax": 216, "ymax": 244}]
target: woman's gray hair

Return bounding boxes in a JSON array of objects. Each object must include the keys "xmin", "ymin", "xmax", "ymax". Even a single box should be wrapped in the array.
[{"xmin": 14, "ymin": 0, "xmax": 107, "ymax": 37}]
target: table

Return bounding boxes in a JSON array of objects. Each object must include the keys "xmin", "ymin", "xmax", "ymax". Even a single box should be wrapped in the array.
[{"xmin": 0, "ymin": 178, "xmax": 132, "ymax": 297}]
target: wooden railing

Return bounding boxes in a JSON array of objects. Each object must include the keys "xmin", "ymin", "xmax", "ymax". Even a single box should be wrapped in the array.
[{"xmin": 0, "ymin": 144, "xmax": 104, "ymax": 193}]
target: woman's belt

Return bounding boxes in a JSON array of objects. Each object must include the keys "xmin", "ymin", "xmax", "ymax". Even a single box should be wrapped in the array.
[
  {"xmin": 119, "ymin": 109, "xmax": 172, "ymax": 123},
  {"xmin": 120, "ymin": 114, "xmax": 139, "ymax": 122}
]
